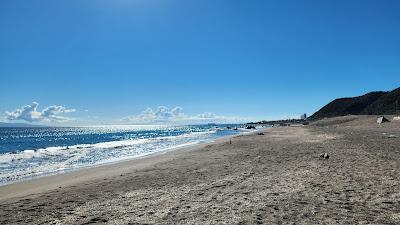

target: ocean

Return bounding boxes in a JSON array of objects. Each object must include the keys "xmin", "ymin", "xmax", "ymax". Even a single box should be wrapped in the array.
[{"xmin": 0, "ymin": 124, "xmax": 251, "ymax": 185}]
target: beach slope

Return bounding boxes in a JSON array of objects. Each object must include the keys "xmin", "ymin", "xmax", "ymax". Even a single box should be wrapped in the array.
[{"xmin": 1, "ymin": 116, "xmax": 399, "ymax": 224}]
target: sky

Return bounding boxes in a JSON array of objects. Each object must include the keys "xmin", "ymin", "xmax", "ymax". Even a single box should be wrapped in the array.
[{"xmin": 1, "ymin": 0, "xmax": 399, "ymax": 125}]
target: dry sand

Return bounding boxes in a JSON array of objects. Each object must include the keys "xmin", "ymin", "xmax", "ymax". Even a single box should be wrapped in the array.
[{"xmin": 0, "ymin": 116, "xmax": 399, "ymax": 224}]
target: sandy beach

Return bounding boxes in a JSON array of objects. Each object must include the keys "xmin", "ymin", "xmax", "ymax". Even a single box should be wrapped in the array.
[{"xmin": 1, "ymin": 116, "xmax": 399, "ymax": 224}]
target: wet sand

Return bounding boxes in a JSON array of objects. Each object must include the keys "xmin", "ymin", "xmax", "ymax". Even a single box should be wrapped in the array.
[{"xmin": 1, "ymin": 116, "xmax": 399, "ymax": 224}]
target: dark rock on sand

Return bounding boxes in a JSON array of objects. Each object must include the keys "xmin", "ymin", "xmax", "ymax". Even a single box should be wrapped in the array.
[
  {"xmin": 320, "ymin": 153, "xmax": 330, "ymax": 159},
  {"xmin": 377, "ymin": 116, "xmax": 389, "ymax": 124}
]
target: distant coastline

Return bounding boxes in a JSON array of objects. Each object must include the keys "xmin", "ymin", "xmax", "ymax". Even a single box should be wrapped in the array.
[
  {"xmin": 310, "ymin": 87, "xmax": 400, "ymax": 120},
  {"xmin": 0, "ymin": 122, "xmax": 46, "ymax": 128}
]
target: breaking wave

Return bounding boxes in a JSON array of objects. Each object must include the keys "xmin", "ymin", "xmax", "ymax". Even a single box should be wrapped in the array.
[{"xmin": 0, "ymin": 125, "xmax": 246, "ymax": 185}]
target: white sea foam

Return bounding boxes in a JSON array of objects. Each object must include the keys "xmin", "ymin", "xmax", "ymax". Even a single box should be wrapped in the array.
[
  {"xmin": 0, "ymin": 128, "xmax": 231, "ymax": 185},
  {"xmin": 0, "ymin": 138, "xmax": 156, "ymax": 164}
]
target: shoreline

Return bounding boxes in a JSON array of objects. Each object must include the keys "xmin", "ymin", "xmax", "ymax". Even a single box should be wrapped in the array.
[
  {"xmin": 2, "ymin": 116, "xmax": 398, "ymax": 224},
  {"xmin": 0, "ymin": 128, "xmax": 265, "ymax": 200}
]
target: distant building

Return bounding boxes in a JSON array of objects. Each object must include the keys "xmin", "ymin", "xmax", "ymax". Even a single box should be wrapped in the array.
[{"xmin": 300, "ymin": 113, "xmax": 307, "ymax": 120}]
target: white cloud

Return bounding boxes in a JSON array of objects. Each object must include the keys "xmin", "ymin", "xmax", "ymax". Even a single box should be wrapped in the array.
[
  {"xmin": 121, "ymin": 106, "xmax": 245, "ymax": 124},
  {"xmin": 6, "ymin": 102, "xmax": 76, "ymax": 123},
  {"xmin": 196, "ymin": 112, "xmax": 216, "ymax": 119}
]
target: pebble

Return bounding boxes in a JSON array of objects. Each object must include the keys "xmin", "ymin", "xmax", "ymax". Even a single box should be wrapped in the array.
[{"xmin": 319, "ymin": 153, "xmax": 330, "ymax": 159}]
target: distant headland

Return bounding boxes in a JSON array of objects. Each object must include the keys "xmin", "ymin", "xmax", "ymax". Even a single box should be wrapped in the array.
[{"xmin": 309, "ymin": 87, "xmax": 400, "ymax": 120}]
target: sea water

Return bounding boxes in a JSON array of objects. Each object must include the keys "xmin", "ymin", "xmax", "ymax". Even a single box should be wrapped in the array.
[{"xmin": 0, "ymin": 124, "xmax": 250, "ymax": 185}]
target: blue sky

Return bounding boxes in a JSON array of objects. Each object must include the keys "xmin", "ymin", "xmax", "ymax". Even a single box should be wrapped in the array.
[{"xmin": 1, "ymin": 0, "xmax": 399, "ymax": 125}]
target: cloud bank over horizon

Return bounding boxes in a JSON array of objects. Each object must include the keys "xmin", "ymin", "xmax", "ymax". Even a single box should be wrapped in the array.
[
  {"xmin": 4, "ymin": 103, "xmax": 247, "ymax": 125},
  {"xmin": 6, "ymin": 102, "xmax": 76, "ymax": 123},
  {"xmin": 121, "ymin": 106, "xmax": 246, "ymax": 125}
]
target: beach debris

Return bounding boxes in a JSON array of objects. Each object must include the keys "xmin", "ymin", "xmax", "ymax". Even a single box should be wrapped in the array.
[
  {"xmin": 377, "ymin": 116, "xmax": 389, "ymax": 124},
  {"xmin": 319, "ymin": 153, "xmax": 330, "ymax": 159},
  {"xmin": 246, "ymin": 125, "xmax": 256, "ymax": 129},
  {"xmin": 257, "ymin": 133, "xmax": 264, "ymax": 135},
  {"xmin": 393, "ymin": 116, "xmax": 400, "ymax": 121}
]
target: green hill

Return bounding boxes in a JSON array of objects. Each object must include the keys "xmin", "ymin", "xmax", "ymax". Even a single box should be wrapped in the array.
[{"xmin": 310, "ymin": 88, "xmax": 400, "ymax": 120}]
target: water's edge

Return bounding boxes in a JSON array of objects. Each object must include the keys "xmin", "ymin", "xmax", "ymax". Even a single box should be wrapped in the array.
[{"xmin": 0, "ymin": 126, "xmax": 267, "ymax": 186}]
